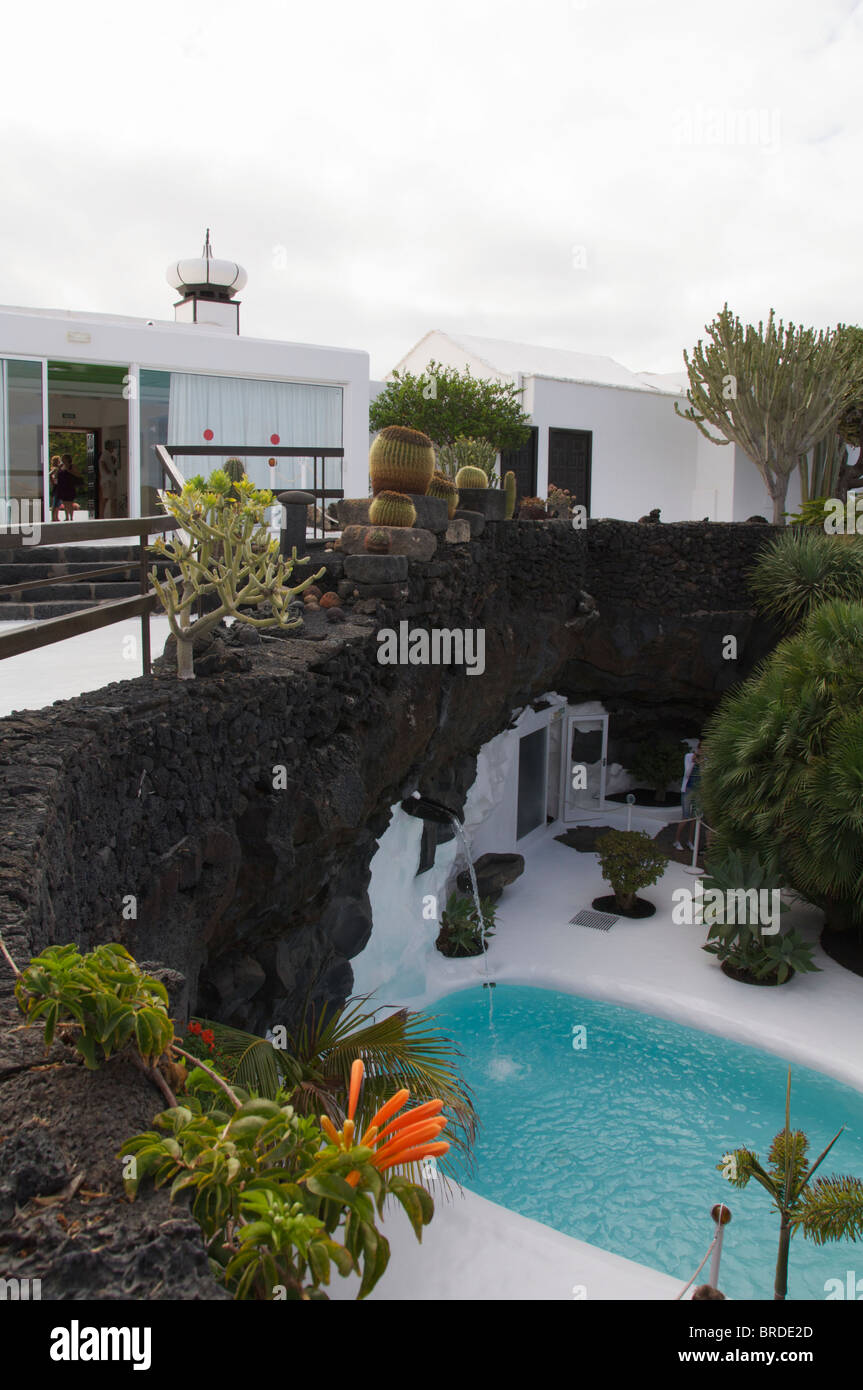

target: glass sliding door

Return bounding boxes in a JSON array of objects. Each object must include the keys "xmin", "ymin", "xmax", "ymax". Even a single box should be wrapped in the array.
[{"xmin": 1, "ymin": 359, "xmax": 44, "ymax": 520}]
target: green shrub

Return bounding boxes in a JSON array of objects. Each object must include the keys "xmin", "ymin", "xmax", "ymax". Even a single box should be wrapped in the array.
[
  {"xmin": 627, "ymin": 740, "xmax": 687, "ymax": 803},
  {"xmin": 13, "ymin": 942, "xmax": 174, "ymax": 1068},
  {"xmin": 596, "ymin": 829, "xmax": 668, "ymax": 911}
]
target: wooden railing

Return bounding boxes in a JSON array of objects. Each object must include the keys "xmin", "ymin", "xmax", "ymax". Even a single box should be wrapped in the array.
[{"xmin": 0, "ymin": 516, "xmax": 179, "ymax": 676}]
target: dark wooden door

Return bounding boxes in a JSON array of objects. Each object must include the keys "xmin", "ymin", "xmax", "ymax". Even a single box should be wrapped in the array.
[
  {"xmin": 548, "ymin": 428, "xmax": 592, "ymax": 514},
  {"xmin": 500, "ymin": 426, "xmax": 538, "ymax": 500}
]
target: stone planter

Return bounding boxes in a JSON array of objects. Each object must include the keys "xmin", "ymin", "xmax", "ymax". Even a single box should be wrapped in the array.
[
  {"xmin": 343, "ymin": 553, "xmax": 409, "ymax": 584},
  {"xmin": 456, "ymin": 487, "xmax": 507, "ymax": 521},
  {"xmin": 454, "ymin": 509, "xmax": 485, "ymax": 537},
  {"xmin": 338, "ymin": 525, "xmax": 436, "ymax": 562},
  {"xmin": 407, "ymin": 494, "xmax": 448, "ymax": 534},
  {"xmin": 333, "ymin": 497, "xmax": 371, "ymax": 528}
]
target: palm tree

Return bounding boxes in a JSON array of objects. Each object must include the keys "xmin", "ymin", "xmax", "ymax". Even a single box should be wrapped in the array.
[
  {"xmin": 195, "ymin": 995, "xmax": 477, "ymax": 1180},
  {"xmin": 720, "ymin": 1070, "xmax": 863, "ymax": 1298},
  {"xmin": 701, "ymin": 598, "xmax": 863, "ymax": 936}
]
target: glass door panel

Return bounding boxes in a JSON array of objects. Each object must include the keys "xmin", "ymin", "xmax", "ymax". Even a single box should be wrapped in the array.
[{"xmin": 1, "ymin": 359, "xmax": 44, "ymax": 516}]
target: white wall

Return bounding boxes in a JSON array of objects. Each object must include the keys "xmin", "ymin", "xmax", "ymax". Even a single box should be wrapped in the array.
[
  {"xmin": 527, "ymin": 376, "xmax": 697, "ymax": 521},
  {"xmin": 352, "ymin": 696, "xmax": 567, "ymax": 1005},
  {"xmin": 0, "ymin": 307, "xmax": 370, "ymax": 512}
]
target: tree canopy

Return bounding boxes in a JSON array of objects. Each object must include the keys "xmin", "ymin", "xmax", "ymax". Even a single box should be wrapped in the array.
[{"xmin": 369, "ymin": 360, "xmax": 532, "ymax": 454}]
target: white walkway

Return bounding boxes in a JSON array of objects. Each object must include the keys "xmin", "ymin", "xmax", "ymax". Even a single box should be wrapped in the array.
[{"xmin": 0, "ymin": 618, "xmax": 171, "ymax": 718}]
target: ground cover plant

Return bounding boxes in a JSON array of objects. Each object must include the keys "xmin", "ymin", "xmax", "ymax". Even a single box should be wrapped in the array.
[{"xmin": 435, "ymin": 891, "xmax": 497, "ymax": 958}]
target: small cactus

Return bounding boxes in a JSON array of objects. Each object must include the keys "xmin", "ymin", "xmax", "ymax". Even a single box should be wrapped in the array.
[
  {"xmin": 369, "ymin": 490, "xmax": 417, "ymax": 528},
  {"xmin": 364, "ymin": 527, "xmax": 391, "ymax": 553},
  {"xmin": 455, "ymin": 465, "xmax": 489, "ymax": 490},
  {"xmin": 428, "ymin": 471, "xmax": 460, "ymax": 519},
  {"xmin": 369, "ymin": 425, "xmax": 435, "ymax": 497},
  {"xmin": 224, "ymin": 458, "xmax": 245, "ymax": 483},
  {"xmin": 504, "ymin": 470, "xmax": 517, "ymax": 519}
]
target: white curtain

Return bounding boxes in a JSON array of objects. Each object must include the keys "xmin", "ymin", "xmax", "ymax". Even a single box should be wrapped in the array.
[{"xmin": 167, "ymin": 372, "xmax": 343, "ymax": 491}]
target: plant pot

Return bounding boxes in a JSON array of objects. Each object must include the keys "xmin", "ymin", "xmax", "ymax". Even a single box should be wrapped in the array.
[
  {"xmin": 720, "ymin": 960, "xmax": 794, "ymax": 986},
  {"xmin": 457, "ymin": 487, "xmax": 507, "ymax": 520},
  {"xmin": 591, "ymin": 894, "xmax": 656, "ymax": 919},
  {"xmin": 407, "ymin": 493, "xmax": 449, "ymax": 533}
]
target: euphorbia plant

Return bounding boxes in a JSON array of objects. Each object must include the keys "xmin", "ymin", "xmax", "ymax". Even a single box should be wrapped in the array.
[{"xmin": 150, "ymin": 471, "xmax": 324, "ymax": 679}]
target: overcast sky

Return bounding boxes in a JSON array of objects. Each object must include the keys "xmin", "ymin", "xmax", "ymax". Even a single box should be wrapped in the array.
[{"xmin": 2, "ymin": 0, "xmax": 861, "ymax": 379}]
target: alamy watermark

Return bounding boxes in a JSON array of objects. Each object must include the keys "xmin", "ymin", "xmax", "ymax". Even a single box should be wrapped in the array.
[
  {"xmin": 1, "ymin": 497, "xmax": 41, "ymax": 545},
  {"xmin": 377, "ymin": 621, "xmax": 485, "ymax": 676},
  {"xmin": 672, "ymin": 104, "xmax": 781, "ymax": 152},
  {"xmin": 672, "ymin": 880, "xmax": 781, "ymax": 933}
]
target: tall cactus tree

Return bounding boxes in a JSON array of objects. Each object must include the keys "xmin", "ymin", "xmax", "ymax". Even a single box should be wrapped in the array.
[
  {"xmin": 676, "ymin": 306, "xmax": 863, "ymax": 523},
  {"xmin": 150, "ymin": 471, "xmax": 323, "ymax": 680}
]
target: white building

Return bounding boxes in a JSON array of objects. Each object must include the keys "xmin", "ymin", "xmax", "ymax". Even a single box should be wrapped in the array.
[
  {"xmin": 0, "ymin": 235, "xmax": 370, "ymax": 522},
  {"xmin": 388, "ymin": 329, "xmax": 797, "ymax": 522}
]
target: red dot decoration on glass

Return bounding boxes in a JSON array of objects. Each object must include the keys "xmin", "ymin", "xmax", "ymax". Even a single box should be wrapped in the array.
[
  {"xmin": 270, "ymin": 433, "xmax": 280, "ymax": 445},
  {"xmin": 203, "ymin": 429, "xmax": 214, "ymax": 441}
]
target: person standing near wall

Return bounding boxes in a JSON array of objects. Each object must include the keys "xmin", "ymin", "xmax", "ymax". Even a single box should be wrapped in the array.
[{"xmin": 673, "ymin": 740, "xmax": 702, "ymax": 851}]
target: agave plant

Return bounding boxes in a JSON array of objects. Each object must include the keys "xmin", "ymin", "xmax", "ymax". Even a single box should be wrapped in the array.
[
  {"xmin": 197, "ymin": 995, "xmax": 477, "ymax": 1179},
  {"xmin": 699, "ymin": 850, "xmax": 817, "ymax": 983},
  {"xmin": 748, "ymin": 529, "xmax": 863, "ymax": 629},
  {"xmin": 720, "ymin": 1069, "xmax": 863, "ymax": 1299}
]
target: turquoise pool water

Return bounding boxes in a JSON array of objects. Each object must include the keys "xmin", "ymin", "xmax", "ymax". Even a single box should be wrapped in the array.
[{"xmin": 432, "ymin": 985, "xmax": 863, "ymax": 1300}]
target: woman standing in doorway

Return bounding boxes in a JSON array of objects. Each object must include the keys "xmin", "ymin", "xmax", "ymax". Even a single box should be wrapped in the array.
[{"xmin": 53, "ymin": 454, "xmax": 80, "ymax": 522}]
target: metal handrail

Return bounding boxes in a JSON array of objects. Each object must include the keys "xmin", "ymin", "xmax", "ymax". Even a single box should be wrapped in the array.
[{"xmin": 0, "ymin": 515, "xmax": 179, "ymax": 675}]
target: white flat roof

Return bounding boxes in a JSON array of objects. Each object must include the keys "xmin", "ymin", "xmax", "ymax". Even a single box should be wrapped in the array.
[{"xmin": 0, "ymin": 302, "xmax": 368, "ymax": 362}]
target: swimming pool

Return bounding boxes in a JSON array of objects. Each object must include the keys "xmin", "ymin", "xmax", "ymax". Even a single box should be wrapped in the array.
[{"xmin": 432, "ymin": 984, "xmax": 863, "ymax": 1300}]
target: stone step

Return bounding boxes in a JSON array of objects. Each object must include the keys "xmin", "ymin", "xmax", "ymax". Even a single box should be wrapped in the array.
[
  {"xmin": 0, "ymin": 559, "xmax": 175, "ymax": 583},
  {"xmin": 0, "ymin": 543, "xmax": 162, "ymax": 565},
  {"xmin": 0, "ymin": 599, "xmax": 106, "ymax": 621},
  {"xmin": 0, "ymin": 581, "xmax": 141, "ymax": 603}
]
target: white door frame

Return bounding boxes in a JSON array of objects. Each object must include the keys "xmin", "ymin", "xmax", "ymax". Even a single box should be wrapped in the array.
[{"xmin": 561, "ymin": 712, "xmax": 609, "ymax": 822}]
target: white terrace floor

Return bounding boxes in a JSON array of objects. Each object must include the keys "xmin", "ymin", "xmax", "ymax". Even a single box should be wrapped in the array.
[{"xmin": 334, "ymin": 816, "xmax": 863, "ymax": 1301}]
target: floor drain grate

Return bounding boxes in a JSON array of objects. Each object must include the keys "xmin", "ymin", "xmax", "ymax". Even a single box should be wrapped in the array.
[{"xmin": 569, "ymin": 909, "xmax": 618, "ymax": 931}]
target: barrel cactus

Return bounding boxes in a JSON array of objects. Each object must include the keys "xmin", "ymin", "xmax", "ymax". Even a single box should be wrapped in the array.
[
  {"xmin": 455, "ymin": 465, "xmax": 489, "ymax": 490},
  {"xmin": 504, "ymin": 470, "xmax": 517, "ymax": 519},
  {"xmin": 369, "ymin": 425, "xmax": 435, "ymax": 497},
  {"xmin": 369, "ymin": 490, "xmax": 417, "ymax": 528},
  {"xmin": 364, "ymin": 527, "xmax": 391, "ymax": 553},
  {"xmin": 428, "ymin": 471, "xmax": 460, "ymax": 519},
  {"xmin": 224, "ymin": 457, "xmax": 245, "ymax": 484}
]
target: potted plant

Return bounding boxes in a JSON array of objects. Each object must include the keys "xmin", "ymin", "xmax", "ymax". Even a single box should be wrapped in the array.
[
  {"xmin": 517, "ymin": 496, "xmax": 548, "ymax": 519},
  {"xmin": 626, "ymin": 740, "xmax": 688, "ymax": 805},
  {"xmin": 593, "ymin": 828, "xmax": 668, "ymax": 918},
  {"xmin": 435, "ymin": 892, "xmax": 497, "ymax": 958},
  {"xmin": 700, "ymin": 851, "xmax": 819, "ymax": 985}
]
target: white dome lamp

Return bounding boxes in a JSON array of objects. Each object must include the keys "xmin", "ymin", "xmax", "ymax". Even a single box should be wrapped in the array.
[{"xmin": 166, "ymin": 229, "xmax": 247, "ymax": 333}]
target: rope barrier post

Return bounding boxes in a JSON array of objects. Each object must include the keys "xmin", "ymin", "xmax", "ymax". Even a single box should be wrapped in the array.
[
  {"xmin": 709, "ymin": 1203, "xmax": 731, "ymax": 1288},
  {"xmin": 691, "ymin": 815, "xmax": 702, "ymax": 870}
]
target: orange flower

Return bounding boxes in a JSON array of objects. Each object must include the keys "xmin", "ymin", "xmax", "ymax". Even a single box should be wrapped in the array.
[{"xmin": 319, "ymin": 1057, "xmax": 449, "ymax": 1186}]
